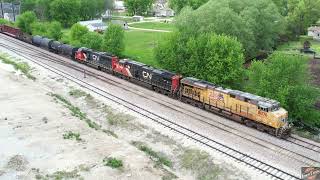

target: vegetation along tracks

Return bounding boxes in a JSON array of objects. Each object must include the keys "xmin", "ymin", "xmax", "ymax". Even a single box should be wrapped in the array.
[{"xmin": 0, "ymin": 37, "xmax": 301, "ymax": 180}]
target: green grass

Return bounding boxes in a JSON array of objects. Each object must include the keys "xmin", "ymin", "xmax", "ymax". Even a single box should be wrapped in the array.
[
  {"xmin": 131, "ymin": 141, "xmax": 172, "ymax": 167},
  {"xmin": 124, "ymin": 30, "xmax": 169, "ymax": 67},
  {"xmin": 130, "ymin": 22, "xmax": 176, "ymax": 31},
  {"xmin": 277, "ymin": 37, "xmax": 320, "ymax": 56},
  {"xmin": 0, "ymin": 53, "xmax": 36, "ymax": 80},
  {"xmin": 103, "ymin": 157, "xmax": 123, "ymax": 169},
  {"xmin": 63, "ymin": 131, "xmax": 82, "ymax": 141}
]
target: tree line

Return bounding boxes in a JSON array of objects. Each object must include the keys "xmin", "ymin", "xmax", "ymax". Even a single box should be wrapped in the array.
[
  {"xmin": 3, "ymin": 0, "xmax": 113, "ymax": 27},
  {"xmin": 156, "ymin": 0, "xmax": 320, "ymax": 128}
]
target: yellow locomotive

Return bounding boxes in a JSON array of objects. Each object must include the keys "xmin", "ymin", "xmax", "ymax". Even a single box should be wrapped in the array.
[{"xmin": 180, "ymin": 77, "xmax": 291, "ymax": 138}]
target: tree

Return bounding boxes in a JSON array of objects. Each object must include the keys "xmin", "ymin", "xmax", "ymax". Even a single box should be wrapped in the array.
[
  {"xmin": 50, "ymin": 0, "xmax": 80, "ymax": 27},
  {"xmin": 246, "ymin": 53, "xmax": 320, "ymax": 127},
  {"xmin": 47, "ymin": 21, "xmax": 63, "ymax": 40},
  {"xmin": 20, "ymin": 0, "xmax": 37, "ymax": 13},
  {"xmin": 16, "ymin": 11, "xmax": 37, "ymax": 34},
  {"xmin": 155, "ymin": 32, "xmax": 245, "ymax": 88},
  {"xmin": 174, "ymin": 0, "xmax": 284, "ymax": 58},
  {"xmin": 70, "ymin": 23, "xmax": 89, "ymax": 41},
  {"xmin": 124, "ymin": 0, "xmax": 153, "ymax": 15},
  {"xmin": 169, "ymin": 0, "xmax": 209, "ymax": 14},
  {"xmin": 81, "ymin": 32, "xmax": 103, "ymax": 50},
  {"xmin": 102, "ymin": 24, "xmax": 125, "ymax": 56},
  {"xmin": 35, "ymin": 0, "xmax": 51, "ymax": 20},
  {"xmin": 286, "ymin": 0, "xmax": 320, "ymax": 38}
]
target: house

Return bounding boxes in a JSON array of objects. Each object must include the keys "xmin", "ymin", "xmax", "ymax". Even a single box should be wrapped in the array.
[
  {"xmin": 154, "ymin": 8, "xmax": 174, "ymax": 17},
  {"xmin": 79, "ymin": 20, "xmax": 107, "ymax": 32},
  {"xmin": 308, "ymin": 26, "xmax": 320, "ymax": 41},
  {"xmin": 0, "ymin": 2, "xmax": 20, "ymax": 21},
  {"xmin": 132, "ymin": 15, "xmax": 144, "ymax": 22},
  {"xmin": 114, "ymin": 1, "xmax": 125, "ymax": 12},
  {"xmin": 152, "ymin": 0, "xmax": 174, "ymax": 17}
]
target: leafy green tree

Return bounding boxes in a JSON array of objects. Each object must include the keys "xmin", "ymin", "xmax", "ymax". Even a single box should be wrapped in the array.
[
  {"xmin": 286, "ymin": 0, "xmax": 320, "ymax": 38},
  {"xmin": 50, "ymin": 0, "xmax": 80, "ymax": 27},
  {"xmin": 102, "ymin": 24, "xmax": 125, "ymax": 56},
  {"xmin": 246, "ymin": 53, "xmax": 320, "ymax": 127},
  {"xmin": 81, "ymin": 32, "xmax": 103, "ymax": 50},
  {"xmin": 20, "ymin": 0, "xmax": 37, "ymax": 13},
  {"xmin": 155, "ymin": 32, "xmax": 245, "ymax": 88},
  {"xmin": 174, "ymin": 0, "xmax": 284, "ymax": 58},
  {"xmin": 70, "ymin": 23, "xmax": 89, "ymax": 41},
  {"xmin": 124, "ymin": 0, "xmax": 153, "ymax": 15},
  {"xmin": 169, "ymin": 0, "xmax": 209, "ymax": 13},
  {"xmin": 16, "ymin": 11, "xmax": 37, "ymax": 34},
  {"xmin": 35, "ymin": 0, "xmax": 51, "ymax": 20},
  {"xmin": 47, "ymin": 21, "xmax": 63, "ymax": 40}
]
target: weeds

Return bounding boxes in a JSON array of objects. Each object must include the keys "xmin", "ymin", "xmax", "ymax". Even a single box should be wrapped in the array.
[
  {"xmin": 132, "ymin": 141, "xmax": 172, "ymax": 167},
  {"xmin": 0, "ymin": 53, "xmax": 36, "ymax": 80},
  {"xmin": 69, "ymin": 89, "xmax": 88, "ymax": 98},
  {"xmin": 49, "ymin": 93, "xmax": 102, "ymax": 131},
  {"xmin": 104, "ymin": 106, "xmax": 134, "ymax": 126},
  {"xmin": 103, "ymin": 157, "xmax": 123, "ymax": 169},
  {"xmin": 50, "ymin": 93, "xmax": 86, "ymax": 120},
  {"xmin": 102, "ymin": 129, "xmax": 118, "ymax": 138},
  {"xmin": 63, "ymin": 131, "xmax": 82, "ymax": 141},
  {"xmin": 180, "ymin": 149, "xmax": 221, "ymax": 180}
]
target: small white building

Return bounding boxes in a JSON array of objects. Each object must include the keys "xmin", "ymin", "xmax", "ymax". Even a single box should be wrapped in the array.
[
  {"xmin": 154, "ymin": 8, "xmax": 174, "ymax": 17},
  {"xmin": 114, "ymin": 1, "xmax": 125, "ymax": 12},
  {"xmin": 79, "ymin": 20, "xmax": 107, "ymax": 32},
  {"xmin": 132, "ymin": 15, "xmax": 144, "ymax": 22},
  {"xmin": 308, "ymin": 26, "xmax": 320, "ymax": 41}
]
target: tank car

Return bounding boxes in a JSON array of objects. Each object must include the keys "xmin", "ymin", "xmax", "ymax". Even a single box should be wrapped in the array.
[
  {"xmin": 39, "ymin": 38, "xmax": 54, "ymax": 50},
  {"xmin": 32, "ymin": 35, "xmax": 43, "ymax": 47},
  {"xmin": 50, "ymin": 41, "xmax": 62, "ymax": 53}
]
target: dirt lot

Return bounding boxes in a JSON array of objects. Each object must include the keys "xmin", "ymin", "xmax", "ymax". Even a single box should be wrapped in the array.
[
  {"xmin": 0, "ymin": 54, "xmax": 255, "ymax": 180},
  {"xmin": 309, "ymin": 58, "xmax": 320, "ymax": 110}
]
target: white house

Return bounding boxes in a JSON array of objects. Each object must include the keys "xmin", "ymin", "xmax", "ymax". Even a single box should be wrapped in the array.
[
  {"xmin": 308, "ymin": 26, "xmax": 320, "ymax": 41},
  {"xmin": 79, "ymin": 20, "xmax": 107, "ymax": 32},
  {"xmin": 114, "ymin": 1, "xmax": 125, "ymax": 12}
]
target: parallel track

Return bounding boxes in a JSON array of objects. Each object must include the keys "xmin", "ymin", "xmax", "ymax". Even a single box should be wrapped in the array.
[{"xmin": 0, "ymin": 34, "xmax": 302, "ymax": 180}]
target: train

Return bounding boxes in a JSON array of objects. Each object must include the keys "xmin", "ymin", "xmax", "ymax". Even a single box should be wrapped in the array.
[{"xmin": 0, "ymin": 24, "xmax": 291, "ymax": 138}]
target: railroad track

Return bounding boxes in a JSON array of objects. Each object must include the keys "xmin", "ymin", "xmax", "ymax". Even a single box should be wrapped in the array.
[
  {"xmin": 0, "ymin": 35, "xmax": 301, "ymax": 180},
  {"xmin": 1, "ymin": 36, "xmax": 320, "ymax": 167},
  {"xmin": 288, "ymin": 136, "xmax": 320, "ymax": 154}
]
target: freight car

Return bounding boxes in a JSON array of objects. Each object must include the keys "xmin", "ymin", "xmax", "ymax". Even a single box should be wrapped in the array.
[{"xmin": 0, "ymin": 24, "xmax": 291, "ymax": 138}]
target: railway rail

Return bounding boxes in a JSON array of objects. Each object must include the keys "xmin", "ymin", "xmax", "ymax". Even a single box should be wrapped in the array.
[
  {"xmin": 1, "ymin": 35, "xmax": 320, "ymax": 167},
  {"xmin": 0, "ymin": 35, "xmax": 302, "ymax": 180}
]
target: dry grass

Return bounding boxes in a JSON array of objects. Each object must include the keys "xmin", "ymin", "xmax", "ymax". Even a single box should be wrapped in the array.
[{"xmin": 180, "ymin": 149, "xmax": 221, "ymax": 180}]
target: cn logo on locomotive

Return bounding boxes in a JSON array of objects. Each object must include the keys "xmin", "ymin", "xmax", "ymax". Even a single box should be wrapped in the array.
[{"xmin": 143, "ymin": 71, "xmax": 152, "ymax": 80}]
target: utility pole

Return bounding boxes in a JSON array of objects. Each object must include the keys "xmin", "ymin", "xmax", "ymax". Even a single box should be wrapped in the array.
[
  {"xmin": 0, "ymin": 1, "xmax": 3, "ymax": 18},
  {"xmin": 12, "ymin": 3, "xmax": 15, "ymax": 21}
]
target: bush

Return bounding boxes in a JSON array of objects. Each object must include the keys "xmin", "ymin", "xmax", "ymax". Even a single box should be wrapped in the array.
[
  {"xmin": 102, "ymin": 24, "xmax": 125, "ymax": 56},
  {"xmin": 81, "ymin": 32, "xmax": 103, "ymax": 50},
  {"xmin": 70, "ymin": 23, "xmax": 89, "ymax": 41},
  {"xmin": 103, "ymin": 157, "xmax": 123, "ymax": 169},
  {"xmin": 47, "ymin": 21, "xmax": 63, "ymax": 40},
  {"xmin": 16, "ymin": 11, "xmax": 37, "ymax": 34}
]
